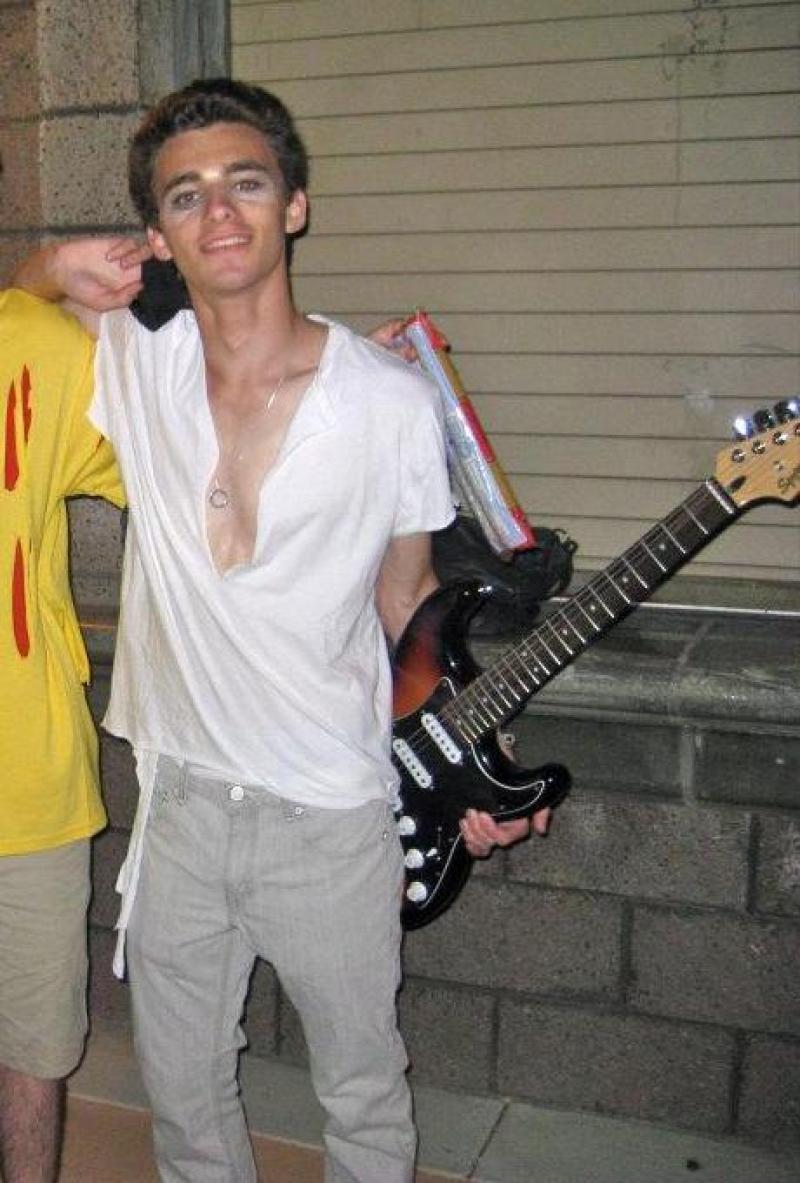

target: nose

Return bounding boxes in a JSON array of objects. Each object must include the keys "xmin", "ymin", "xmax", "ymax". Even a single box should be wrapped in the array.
[{"xmin": 204, "ymin": 183, "xmax": 236, "ymax": 221}]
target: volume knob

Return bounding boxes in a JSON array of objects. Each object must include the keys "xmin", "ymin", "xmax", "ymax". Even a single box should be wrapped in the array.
[
  {"xmin": 406, "ymin": 880, "xmax": 429, "ymax": 904},
  {"xmin": 404, "ymin": 847, "xmax": 425, "ymax": 870}
]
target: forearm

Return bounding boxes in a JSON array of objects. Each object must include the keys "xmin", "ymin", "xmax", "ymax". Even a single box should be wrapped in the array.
[
  {"xmin": 376, "ymin": 534, "xmax": 439, "ymax": 646},
  {"xmin": 9, "ymin": 236, "xmax": 147, "ymax": 317},
  {"xmin": 10, "ymin": 243, "xmax": 65, "ymax": 301}
]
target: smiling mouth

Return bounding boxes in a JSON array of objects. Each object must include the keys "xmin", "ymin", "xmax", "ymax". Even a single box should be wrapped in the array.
[{"xmin": 201, "ymin": 234, "xmax": 251, "ymax": 253}]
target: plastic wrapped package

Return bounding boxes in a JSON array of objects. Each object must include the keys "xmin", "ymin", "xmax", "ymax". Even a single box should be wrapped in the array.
[{"xmin": 403, "ymin": 311, "xmax": 535, "ymax": 555}]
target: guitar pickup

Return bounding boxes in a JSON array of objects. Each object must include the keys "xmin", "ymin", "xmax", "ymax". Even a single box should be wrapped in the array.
[
  {"xmin": 421, "ymin": 712, "xmax": 463, "ymax": 765},
  {"xmin": 392, "ymin": 737, "xmax": 433, "ymax": 789}
]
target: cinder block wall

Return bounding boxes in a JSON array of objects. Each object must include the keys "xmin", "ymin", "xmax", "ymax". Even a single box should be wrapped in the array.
[
  {"xmin": 0, "ymin": 0, "xmax": 227, "ymax": 606},
  {"xmin": 86, "ymin": 608, "xmax": 800, "ymax": 1151}
]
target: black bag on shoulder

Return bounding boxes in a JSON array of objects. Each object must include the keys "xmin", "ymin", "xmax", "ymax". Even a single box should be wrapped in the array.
[{"xmin": 432, "ymin": 514, "xmax": 576, "ymax": 638}]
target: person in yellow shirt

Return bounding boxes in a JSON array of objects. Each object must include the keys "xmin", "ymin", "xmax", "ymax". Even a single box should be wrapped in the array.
[{"xmin": 0, "ymin": 290, "xmax": 125, "ymax": 1181}]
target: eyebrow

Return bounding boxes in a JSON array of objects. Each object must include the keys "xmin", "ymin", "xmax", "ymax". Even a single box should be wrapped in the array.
[{"xmin": 159, "ymin": 160, "xmax": 277, "ymax": 200}]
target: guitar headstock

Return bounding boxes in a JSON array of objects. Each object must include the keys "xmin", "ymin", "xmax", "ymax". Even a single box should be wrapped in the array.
[{"xmin": 715, "ymin": 399, "xmax": 800, "ymax": 509}]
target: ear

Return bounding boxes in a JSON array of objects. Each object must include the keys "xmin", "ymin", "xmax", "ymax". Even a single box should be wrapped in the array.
[
  {"xmin": 285, "ymin": 190, "xmax": 307, "ymax": 236},
  {"xmin": 147, "ymin": 224, "xmax": 174, "ymax": 263}
]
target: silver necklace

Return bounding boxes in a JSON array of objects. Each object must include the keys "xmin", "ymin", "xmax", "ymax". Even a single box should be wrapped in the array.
[{"xmin": 208, "ymin": 374, "xmax": 286, "ymax": 511}]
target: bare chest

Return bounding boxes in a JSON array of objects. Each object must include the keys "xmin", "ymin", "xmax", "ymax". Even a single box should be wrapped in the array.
[{"xmin": 205, "ymin": 375, "xmax": 308, "ymax": 573}]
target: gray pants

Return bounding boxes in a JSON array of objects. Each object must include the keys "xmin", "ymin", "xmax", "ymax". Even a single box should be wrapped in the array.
[{"xmin": 126, "ymin": 757, "xmax": 414, "ymax": 1183}]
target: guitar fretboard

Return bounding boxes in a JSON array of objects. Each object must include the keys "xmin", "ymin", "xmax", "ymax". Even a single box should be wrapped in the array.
[{"xmin": 445, "ymin": 478, "xmax": 739, "ymax": 742}]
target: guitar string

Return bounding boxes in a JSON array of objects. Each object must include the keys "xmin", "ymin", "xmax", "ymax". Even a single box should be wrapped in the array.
[
  {"xmin": 398, "ymin": 480, "xmax": 728, "ymax": 764},
  {"xmin": 399, "ymin": 431, "xmax": 795, "ymax": 789},
  {"xmin": 400, "ymin": 496, "xmax": 711, "ymax": 763}
]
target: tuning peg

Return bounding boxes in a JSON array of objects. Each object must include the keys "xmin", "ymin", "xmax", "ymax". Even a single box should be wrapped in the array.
[
  {"xmin": 732, "ymin": 415, "xmax": 753, "ymax": 440},
  {"xmin": 773, "ymin": 398, "xmax": 799, "ymax": 423},
  {"xmin": 752, "ymin": 408, "xmax": 776, "ymax": 433}
]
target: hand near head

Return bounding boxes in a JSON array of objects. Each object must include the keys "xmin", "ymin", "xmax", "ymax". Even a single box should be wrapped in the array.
[{"xmin": 11, "ymin": 237, "xmax": 152, "ymax": 311}]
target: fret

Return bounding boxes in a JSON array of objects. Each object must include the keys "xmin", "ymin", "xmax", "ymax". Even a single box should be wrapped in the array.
[
  {"xmin": 661, "ymin": 521, "xmax": 687, "ymax": 555},
  {"xmin": 605, "ymin": 569, "xmax": 633, "ymax": 606},
  {"xmin": 640, "ymin": 538, "xmax": 667, "ymax": 574},
  {"xmin": 456, "ymin": 715, "xmax": 481, "ymax": 743},
  {"xmin": 705, "ymin": 479, "xmax": 737, "ymax": 516},
  {"xmin": 574, "ymin": 595, "xmax": 603, "ymax": 633},
  {"xmin": 504, "ymin": 659, "xmax": 533, "ymax": 695},
  {"xmin": 629, "ymin": 547, "xmax": 664, "ymax": 589},
  {"xmin": 442, "ymin": 478, "xmax": 742, "ymax": 742},
  {"xmin": 515, "ymin": 645, "xmax": 544, "ymax": 683},
  {"xmin": 461, "ymin": 695, "xmax": 495, "ymax": 732},
  {"xmin": 479, "ymin": 690, "xmax": 505, "ymax": 725},
  {"xmin": 648, "ymin": 522, "xmax": 688, "ymax": 566},
  {"xmin": 538, "ymin": 632, "xmax": 565, "ymax": 665},
  {"xmin": 621, "ymin": 554, "xmax": 650, "ymax": 590},
  {"xmin": 488, "ymin": 673, "xmax": 518, "ymax": 712},
  {"xmin": 561, "ymin": 608, "xmax": 588, "ymax": 645},
  {"xmin": 585, "ymin": 583, "xmax": 616, "ymax": 621},
  {"xmin": 544, "ymin": 619, "xmax": 574, "ymax": 658},
  {"xmin": 682, "ymin": 502, "xmax": 709, "ymax": 535}
]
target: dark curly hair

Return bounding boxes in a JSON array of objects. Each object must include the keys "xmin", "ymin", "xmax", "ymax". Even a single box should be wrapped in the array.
[{"xmin": 129, "ymin": 78, "xmax": 309, "ymax": 227}]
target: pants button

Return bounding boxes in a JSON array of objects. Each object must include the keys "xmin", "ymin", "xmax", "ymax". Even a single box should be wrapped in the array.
[{"xmin": 229, "ymin": 784, "xmax": 244, "ymax": 802}]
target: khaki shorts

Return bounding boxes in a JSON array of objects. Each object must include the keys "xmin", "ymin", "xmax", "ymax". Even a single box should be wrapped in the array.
[{"xmin": 0, "ymin": 839, "xmax": 90, "ymax": 1079}]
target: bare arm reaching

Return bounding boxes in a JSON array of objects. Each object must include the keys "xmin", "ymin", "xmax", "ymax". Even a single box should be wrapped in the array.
[{"xmin": 11, "ymin": 237, "xmax": 152, "ymax": 332}]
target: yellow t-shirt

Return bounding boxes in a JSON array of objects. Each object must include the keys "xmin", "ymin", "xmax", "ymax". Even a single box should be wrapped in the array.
[{"xmin": 1, "ymin": 290, "xmax": 125, "ymax": 854}]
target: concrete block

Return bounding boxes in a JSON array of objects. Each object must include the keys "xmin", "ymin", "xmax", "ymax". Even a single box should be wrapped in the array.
[
  {"xmin": 755, "ymin": 815, "xmax": 800, "ymax": 917},
  {"xmin": 86, "ymin": 666, "xmax": 111, "ymax": 722},
  {"xmin": 695, "ymin": 729, "xmax": 800, "ymax": 809},
  {"xmin": 738, "ymin": 1036, "xmax": 800, "ymax": 1148},
  {"xmin": 399, "ymin": 979, "xmax": 494, "ymax": 1092},
  {"xmin": 513, "ymin": 710, "xmax": 681, "ymax": 796},
  {"xmin": 507, "ymin": 793, "xmax": 749, "ymax": 909},
  {"xmin": 90, "ymin": 827, "xmax": 128, "ymax": 929},
  {"xmin": 630, "ymin": 908, "xmax": 800, "ymax": 1035},
  {"xmin": 404, "ymin": 880, "xmax": 622, "ymax": 997},
  {"xmin": 497, "ymin": 1000, "xmax": 733, "ymax": 1133},
  {"xmin": 68, "ymin": 498, "xmax": 125, "ymax": 608},
  {"xmin": 37, "ymin": 0, "xmax": 138, "ymax": 110},
  {"xmin": 88, "ymin": 925, "xmax": 131, "ymax": 1026},
  {"xmin": 278, "ymin": 973, "xmax": 497, "ymax": 1091},
  {"xmin": 242, "ymin": 959, "xmax": 280, "ymax": 1058},
  {"xmin": 0, "ymin": 122, "xmax": 41, "ymax": 229},
  {"xmin": 0, "ymin": 232, "xmax": 41, "ymax": 286},
  {"xmin": 688, "ymin": 616, "xmax": 799, "ymax": 731},
  {"xmin": 277, "ymin": 992, "xmax": 308, "ymax": 1066},
  {"xmin": 0, "ymin": 8, "xmax": 38, "ymax": 120},
  {"xmin": 40, "ymin": 112, "xmax": 140, "ymax": 227},
  {"xmin": 99, "ymin": 735, "xmax": 138, "ymax": 831}
]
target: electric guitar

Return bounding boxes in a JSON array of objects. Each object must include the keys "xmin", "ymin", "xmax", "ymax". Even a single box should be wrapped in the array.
[{"xmin": 392, "ymin": 402, "xmax": 800, "ymax": 930}]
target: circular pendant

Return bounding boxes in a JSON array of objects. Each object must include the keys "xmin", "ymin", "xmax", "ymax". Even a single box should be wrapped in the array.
[{"xmin": 208, "ymin": 486, "xmax": 230, "ymax": 510}]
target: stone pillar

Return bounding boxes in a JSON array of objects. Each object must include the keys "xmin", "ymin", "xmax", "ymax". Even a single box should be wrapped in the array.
[
  {"xmin": 0, "ymin": 1, "xmax": 42, "ymax": 280},
  {"xmin": 0, "ymin": 0, "xmax": 228, "ymax": 607}
]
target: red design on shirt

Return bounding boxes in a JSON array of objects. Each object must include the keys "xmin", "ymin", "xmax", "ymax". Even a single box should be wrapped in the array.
[
  {"xmin": 12, "ymin": 538, "xmax": 30, "ymax": 657},
  {"xmin": 21, "ymin": 366, "xmax": 32, "ymax": 443},
  {"xmin": 4, "ymin": 379, "xmax": 19, "ymax": 490}
]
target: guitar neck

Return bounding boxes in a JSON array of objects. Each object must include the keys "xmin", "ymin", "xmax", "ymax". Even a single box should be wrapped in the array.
[{"xmin": 450, "ymin": 477, "xmax": 741, "ymax": 741}]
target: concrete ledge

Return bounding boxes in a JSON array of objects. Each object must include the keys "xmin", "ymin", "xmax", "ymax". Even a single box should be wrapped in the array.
[
  {"xmin": 70, "ymin": 1024, "xmax": 800, "ymax": 1183},
  {"xmin": 477, "ymin": 603, "xmax": 800, "ymax": 732}
]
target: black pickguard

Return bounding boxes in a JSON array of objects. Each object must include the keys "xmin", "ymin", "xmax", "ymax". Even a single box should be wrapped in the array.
[{"xmin": 392, "ymin": 582, "xmax": 569, "ymax": 930}]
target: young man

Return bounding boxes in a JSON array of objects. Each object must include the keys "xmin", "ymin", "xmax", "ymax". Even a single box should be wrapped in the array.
[
  {"xmin": 17, "ymin": 78, "xmax": 538, "ymax": 1182},
  {"xmin": 0, "ymin": 290, "xmax": 126, "ymax": 1182}
]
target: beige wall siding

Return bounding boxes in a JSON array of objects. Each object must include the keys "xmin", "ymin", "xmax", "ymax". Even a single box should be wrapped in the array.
[{"xmin": 231, "ymin": 0, "xmax": 800, "ymax": 589}]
